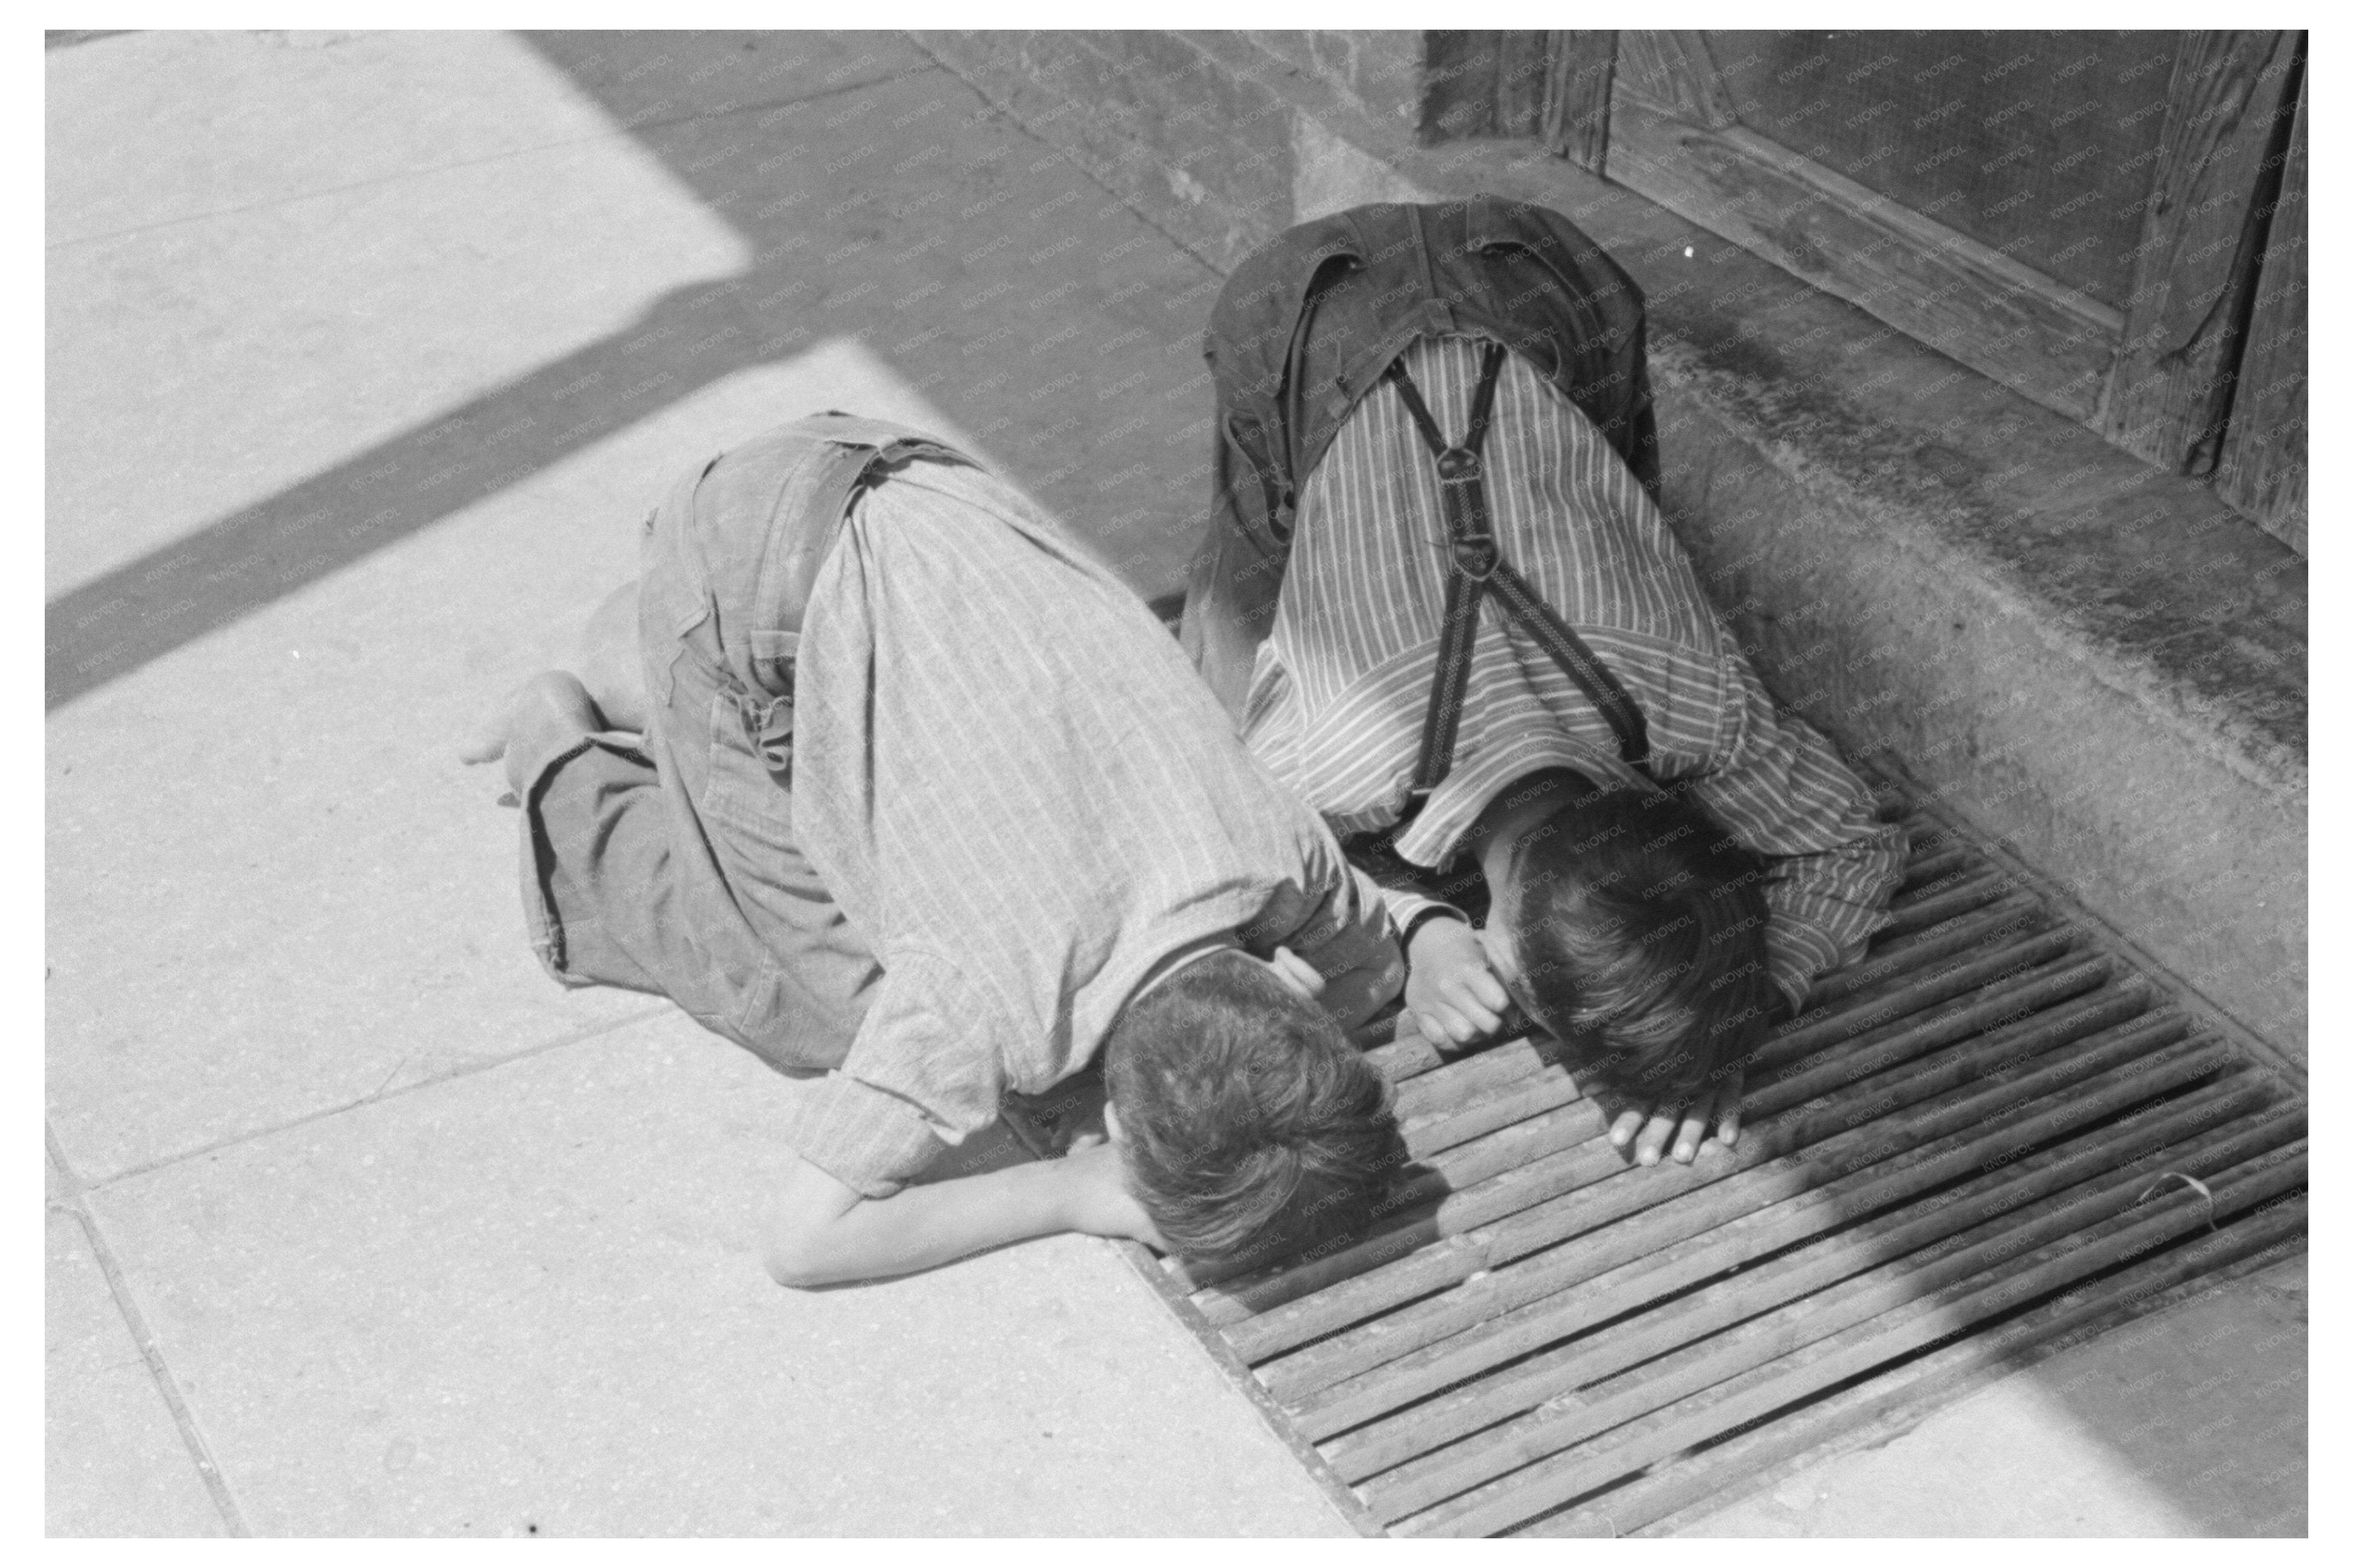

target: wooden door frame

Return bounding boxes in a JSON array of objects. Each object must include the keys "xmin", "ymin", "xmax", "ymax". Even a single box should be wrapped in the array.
[{"xmin": 1482, "ymin": 30, "xmax": 2298, "ymax": 454}]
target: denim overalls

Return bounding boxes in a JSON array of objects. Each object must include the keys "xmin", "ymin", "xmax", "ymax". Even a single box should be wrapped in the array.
[{"xmin": 520, "ymin": 413, "xmax": 964, "ymax": 1076}]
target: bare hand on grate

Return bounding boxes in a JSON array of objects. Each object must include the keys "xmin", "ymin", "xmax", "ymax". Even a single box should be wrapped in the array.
[
  {"xmin": 1606, "ymin": 1068, "xmax": 1744, "ymax": 1167},
  {"xmin": 1403, "ymin": 916, "xmax": 1514, "ymax": 1049}
]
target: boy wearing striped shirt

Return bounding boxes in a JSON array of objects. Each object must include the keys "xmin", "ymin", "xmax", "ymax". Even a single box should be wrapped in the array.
[
  {"xmin": 1182, "ymin": 200, "xmax": 1905, "ymax": 1169},
  {"xmin": 465, "ymin": 414, "xmax": 1410, "ymax": 1284}
]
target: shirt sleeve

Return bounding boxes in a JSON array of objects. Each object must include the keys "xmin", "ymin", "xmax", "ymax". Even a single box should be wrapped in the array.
[
  {"xmin": 1346, "ymin": 849, "xmax": 1476, "ymax": 946},
  {"xmin": 1693, "ymin": 650, "xmax": 1907, "ymax": 1012},
  {"xmin": 1239, "ymin": 639, "xmax": 1304, "ymax": 769},
  {"xmin": 1378, "ymin": 883, "xmax": 1461, "ymax": 942},
  {"xmin": 782, "ymin": 947, "xmax": 1001, "ymax": 1199},
  {"xmin": 1235, "ymin": 830, "xmax": 1408, "ymax": 1027}
]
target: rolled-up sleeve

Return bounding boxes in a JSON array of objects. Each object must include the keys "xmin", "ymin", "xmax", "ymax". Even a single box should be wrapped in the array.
[
  {"xmin": 783, "ymin": 949, "xmax": 1000, "ymax": 1198},
  {"xmin": 783, "ymin": 1074, "xmax": 949, "ymax": 1200},
  {"xmin": 1697, "ymin": 651, "xmax": 1906, "ymax": 1010}
]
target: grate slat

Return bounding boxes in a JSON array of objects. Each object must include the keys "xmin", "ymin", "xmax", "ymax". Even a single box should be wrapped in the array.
[
  {"xmin": 1392, "ymin": 1035, "xmax": 1563, "ymax": 1120},
  {"xmin": 1876, "ymin": 867, "xmax": 2020, "ymax": 935},
  {"xmin": 1194, "ymin": 938, "xmax": 2124, "ymax": 1331},
  {"xmin": 1250, "ymin": 981, "xmax": 2169, "ymax": 1391},
  {"xmin": 1176, "ymin": 879, "xmax": 2058, "ymax": 1297},
  {"xmin": 1398, "ymin": 1065, "xmax": 1586, "ymax": 1158},
  {"xmin": 1404, "ymin": 1143, "xmax": 2309, "ymax": 1537},
  {"xmin": 1350, "ymin": 1089, "xmax": 2300, "ymax": 1511},
  {"xmin": 1278, "ymin": 1025, "xmax": 2231, "ymax": 1429},
  {"xmin": 1517, "ymin": 1208, "xmax": 2310, "ymax": 1538},
  {"xmin": 1801, "ymin": 892, "xmax": 2046, "ymax": 1006},
  {"xmin": 1895, "ymin": 843, "xmax": 1971, "ymax": 891}
]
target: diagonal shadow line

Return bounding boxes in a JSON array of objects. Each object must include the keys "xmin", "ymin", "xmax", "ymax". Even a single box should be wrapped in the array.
[
  {"xmin": 50, "ymin": 31, "xmax": 1212, "ymax": 710},
  {"xmin": 45, "ymin": 41, "xmax": 962, "ymax": 711},
  {"xmin": 45, "ymin": 276, "xmax": 788, "ymax": 711}
]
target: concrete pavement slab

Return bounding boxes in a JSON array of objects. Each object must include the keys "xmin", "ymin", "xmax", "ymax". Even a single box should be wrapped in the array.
[
  {"xmin": 50, "ymin": 31, "xmax": 1221, "ymax": 678},
  {"xmin": 48, "ymin": 28, "xmax": 1223, "ymax": 1182},
  {"xmin": 1678, "ymin": 1256, "xmax": 2308, "ymax": 1537},
  {"xmin": 47, "ymin": 1204, "xmax": 227, "ymax": 1536},
  {"xmin": 47, "ymin": 30, "xmax": 751, "ymax": 596},
  {"xmin": 517, "ymin": 28, "xmax": 1225, "ymax": 591},
  {"xmin": 45, "ymin": 29, "xmax": 726, "ymax": 245},
  {"xmin": 83, "ymin": 1012, "xmax": 1355, "ymax": 1537},
  {"xmin": 45, "ymin": 352, "xmax": 978, "ymax": 1185}
]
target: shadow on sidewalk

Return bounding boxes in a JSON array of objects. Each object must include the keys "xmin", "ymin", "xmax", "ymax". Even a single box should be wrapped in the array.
[{"xmin": 48, "ymin": 30, "xmax": 1216, "ymax": 710}]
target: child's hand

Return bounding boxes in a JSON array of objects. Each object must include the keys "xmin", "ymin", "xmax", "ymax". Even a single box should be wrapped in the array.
[
  {"xmin": 1608, "ymin": 1065, "xmax": 1745, "ymax": 1166},
  {"xmin": 1059, "ymin": 1134, "xmax": 1170, "ymax": 1252},
  {"xmin": 1404, "ymin": 917, "xmax": 1511, "ymax": 1049}
]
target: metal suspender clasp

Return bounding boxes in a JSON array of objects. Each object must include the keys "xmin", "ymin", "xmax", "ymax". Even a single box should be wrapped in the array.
[
  {"xmin": 1450, "ymin": 524, "xmax": 1499, "ymax": 581},
  {"xmin": 1435, "ymin": 448, "xmax": 1499, "ymax": 580}
]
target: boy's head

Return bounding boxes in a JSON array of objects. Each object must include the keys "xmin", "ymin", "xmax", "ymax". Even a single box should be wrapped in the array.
[
  {"xmin": 1490, "ymin": 781, "xmax": 1775, "ymax": 1109},
  {"xmin": 1102, "ymin": 950, "xmax": 1400, "ymax": 1268}
]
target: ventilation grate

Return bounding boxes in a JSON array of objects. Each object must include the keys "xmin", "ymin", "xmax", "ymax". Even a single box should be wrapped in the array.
[{"xmin": 1003, "ymin": 771, "xmax": 2306, "ymax": 1537}]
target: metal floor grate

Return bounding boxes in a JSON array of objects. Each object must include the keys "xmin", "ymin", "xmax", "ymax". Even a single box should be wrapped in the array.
[{"xmin": 1005, "ymin": 771, "xmax": 2307, "ymax": 1537}]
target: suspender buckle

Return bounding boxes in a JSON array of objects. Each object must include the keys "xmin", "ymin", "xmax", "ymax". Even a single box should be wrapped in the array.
[
  {"xmin": 1421, "ymin": 445, "xmax": 1478, "ymax": 482},
  {"xmin": 1451, "ymin": 532, "xmax": 1500, "ymax": 582},
  {"xmin": 1435, "ymin": 446, "xmax": 1481, "ymax": 482}
]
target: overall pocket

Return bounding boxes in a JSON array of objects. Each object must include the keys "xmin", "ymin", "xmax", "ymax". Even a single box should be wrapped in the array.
[{"xmin": 700, "ymin": 684, "xmax": 796, "ymax": 843}]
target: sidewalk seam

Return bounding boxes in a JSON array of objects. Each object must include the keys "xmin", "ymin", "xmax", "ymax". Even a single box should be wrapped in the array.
[
  {"xmin": 82, "ymin": 1000, "xmax": 673, "ymax": 1192},
  {"xmin": 48, "ymin": 1124, "xmax": 250, "ymax": 1537}
]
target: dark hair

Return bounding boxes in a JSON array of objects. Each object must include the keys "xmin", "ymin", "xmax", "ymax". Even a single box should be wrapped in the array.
[
  {"xmin": 1104, "ymin": 951, "xmax": 1399, "ymax": 1267},
  {"xmin": 1501, "ymin": 782, "xmax": 1775, "ymax": 1106}
]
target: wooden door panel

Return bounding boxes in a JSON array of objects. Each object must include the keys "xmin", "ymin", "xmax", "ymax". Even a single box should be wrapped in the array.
[
  {"xmin": 1605, "ymin": 38, "xmax": 2122, "ymax": 422},
  {"xmin": 2214, "ymin": 70, "xmax": 2307, "ymax": 551},
  {"xmin": 2099, "ymin": 31, "xmax": 2302, "ymax": 473}
]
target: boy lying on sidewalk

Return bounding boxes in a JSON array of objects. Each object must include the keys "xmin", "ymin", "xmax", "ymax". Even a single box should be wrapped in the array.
[
  {"xmin": 1182, "ymin": 199, "xmax": 1906, "ymax": 1169},
  {"xmin": 464, "ymin": 414, "xmax": 1407, "ymax": 1285}
]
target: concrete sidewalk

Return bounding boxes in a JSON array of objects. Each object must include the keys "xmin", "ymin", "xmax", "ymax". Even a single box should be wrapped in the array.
[
  {"xmin": 47, "ymin": 30, "xmax": 2305, "ymax": 1537},
  {"xmin": 47, "ymin": 28, "xmax": 1348, "ymax": 1537}
]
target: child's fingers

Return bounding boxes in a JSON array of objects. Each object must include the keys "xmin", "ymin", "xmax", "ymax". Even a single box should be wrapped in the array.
[
  {"xmin": 1465, "ymin": 967, "xmax": 1511, "ymax": 1016},
  {"xmin": 1443, "ymin": 979, "xmax": 1502, "ymax": 1035},
  {"xmin": 1608, "ymin": 1108, "xmax": 1646, "ymax": 1150},
  {"xmin": 1271, "ymin": 946, "xmax": 1327, "ymax": 997},
  {"xmin": 1714, "ymin": 1068, "xmax": 1745, "ymax": 1147},
  {"xmin": 1669, "ymin": 1100, "xmax": 1712, "ymax": 1163},
  {"xmin": 1632, "ymin": 1109, "xmax": 1677, "ymax": 1166},
  {"xmin": 1418, "ymin": 1004, "xmax": 1474, "ymax": 1046}
]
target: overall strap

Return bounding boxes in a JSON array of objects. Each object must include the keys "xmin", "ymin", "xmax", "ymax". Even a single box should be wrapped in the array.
[
  {"xmin": 799, "ymin": 410, "xmax": 966, "ymax": 534},
  {"xmin": 1387, "ymin": 343, "xmax": 1507, "ymax": 800},
  {"xmin": 1387, "ymin": 344, "xmax": 1651, "ymax": 802},
  {"xmin": 735, "ymin": 416, "xmax": 963, "ymax": 766},
  {"xmin": 1487, "ymin": 561, "xmax": 1651, "ymax": 771}
]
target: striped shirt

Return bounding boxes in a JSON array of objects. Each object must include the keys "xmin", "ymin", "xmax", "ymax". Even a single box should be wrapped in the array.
[
  {"xmin": 784, "ymin": 456, "xmax": 1402, "ymax": 1194},
  {"xmin": 1243, "ymin": 335, "xmax": 1903, "ymax": 1008}
]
